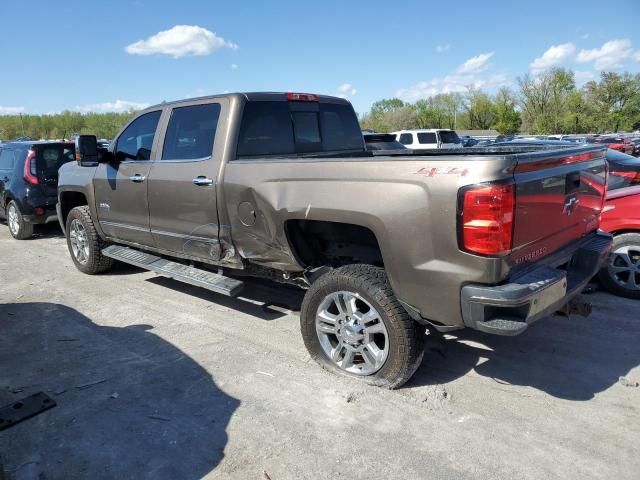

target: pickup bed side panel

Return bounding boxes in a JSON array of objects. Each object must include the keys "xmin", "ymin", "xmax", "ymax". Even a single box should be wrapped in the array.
[{"xmin": 223, "ymin": 157, "xmax": 514, "ymax": 327}]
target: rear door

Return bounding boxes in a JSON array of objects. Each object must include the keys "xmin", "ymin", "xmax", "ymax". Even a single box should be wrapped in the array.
[
  {"xmin": 92, "ymin": 110, "xmax": 162, "ymax": 246},
  {"xmin": 147, "ymin": 100, "xmax": 223, "ymax": 260},
  {"xmin": 510, "ymin": 146, "xmax": 608, "ymax": 264},
  {"xmin": 416, "ymin": 132, "xmax": 438, "ymax": 150}
]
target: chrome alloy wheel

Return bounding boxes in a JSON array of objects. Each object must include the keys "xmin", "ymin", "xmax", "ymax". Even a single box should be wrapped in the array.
[
  {"xmin": 69, "ymin": 219, "xmax": 90, "ymax": 264},
  {"xmin": 7, "ymin": 204, "xmax": 20, "ymax": 236},
  {"xmin": 608, "ymin": 245, "xmax": 640, "ymax": 291},
  {"xmin": 315, "ymin": 291, "xmax": 389, "ymax": 376}
]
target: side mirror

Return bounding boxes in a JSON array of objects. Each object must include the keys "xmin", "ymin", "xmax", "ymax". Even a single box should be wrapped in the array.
[{"xmin": 75, "ymin": 135, "xmax": 99, "ymax": 167}]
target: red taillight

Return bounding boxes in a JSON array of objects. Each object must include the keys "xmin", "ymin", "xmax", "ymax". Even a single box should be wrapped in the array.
[
  {"xmin": 286, "ymin": 92, "xmax": 319, "ymax": 102},
  {"xmin": 23, "ymin": 150, "xmax": 38, "ymax": 185},
  {"xmin": 460, "ymin": 183, "xmax": 515, "ymax": 256}
]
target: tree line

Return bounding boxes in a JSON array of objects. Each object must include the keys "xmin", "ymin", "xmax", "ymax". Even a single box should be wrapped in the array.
[
  {"xmin": 360, "ymin": 70, "xmax": 640, "ymax": 135},
  {"xmin": 1, "ymin": 69, "xmax": 639, "ymax": 141},
  {"xmin": 0, "ymin": 111, "xmax": 136, "ymax": 141}
]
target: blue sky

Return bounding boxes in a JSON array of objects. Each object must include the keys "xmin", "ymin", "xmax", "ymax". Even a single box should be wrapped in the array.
[{"xmin": 0, "ymin": 0, "xmax": 639, "ymax": 115}]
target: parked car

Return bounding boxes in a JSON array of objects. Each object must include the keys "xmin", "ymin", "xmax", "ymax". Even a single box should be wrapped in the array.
[
  {"xmin": 595, "ymin": 136, "xmax": 635, "ymax": 155},
  {"xmin": 599, "ymin": 150, "xmax": 640, "ymax": 298},
  {"xmin": 362, "ymin": 132, "xmax": 407, "ymax": 151},
  {"xmin": 0, "ymin": 141, "xmax": 75, "ymax": 239},
  {"xmin": 460, "ymin": 136, "xmax": 479, "ymax": 147},
  {"xmin": 391, "ymin": 129, "xmax": 462, "ymax": 150},
  {"xmin": 629, "ymin": 138, "xmax": 640, "ymax": 157},
  {"xmin": 58, "ymin": 92, "xmax": 611, "ymax": 388},
  {"xmin": 492, "ymin": 138, "xmax": 640, "ymax": 299}
]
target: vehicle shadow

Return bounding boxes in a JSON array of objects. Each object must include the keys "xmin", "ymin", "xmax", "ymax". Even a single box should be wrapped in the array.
[
  {"xmin": 146, "ymin": 276, "xmax": 304, "ymax": 321},
  {"xmin": 408, "ymin": 292, "xmax": 640, "ymax": 400},
  {"xmin": 32, "ymin": 222, "xmax": 65, "ymax": 239},
  {"xmin": 0, "ymin": 302, "xmax": 239, "ymax": 479}
]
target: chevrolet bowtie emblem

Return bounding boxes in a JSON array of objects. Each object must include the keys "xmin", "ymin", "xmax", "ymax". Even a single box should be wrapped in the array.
[{"xmin": 563, "ymin": 196, "xmax": 579, "ymax": 215}]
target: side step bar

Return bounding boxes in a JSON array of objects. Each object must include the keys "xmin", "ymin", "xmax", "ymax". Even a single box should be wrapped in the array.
[{"xmin": 102, "ymin": 245, "xmax": 244, "ymax": 297}]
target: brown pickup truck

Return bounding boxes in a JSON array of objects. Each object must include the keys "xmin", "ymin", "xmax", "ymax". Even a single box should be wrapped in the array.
[{"xmin": 58, "ymin": 92, "xmax": 612, "ymax": 388}]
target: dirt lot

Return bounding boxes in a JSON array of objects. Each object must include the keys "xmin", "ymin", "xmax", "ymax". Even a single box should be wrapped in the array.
[{"xmin": 0, "ymin": 224, "xmax": 638, "ymax": 480}]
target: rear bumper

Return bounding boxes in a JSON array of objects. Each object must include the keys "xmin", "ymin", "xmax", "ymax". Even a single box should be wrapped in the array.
[
  {"xmin": 22, "ymin": 207, "xmax": 58, "ymax": 225},
  {"xmin": 460, "ymin": 231, "xmax": 612, "ymax": 336}
]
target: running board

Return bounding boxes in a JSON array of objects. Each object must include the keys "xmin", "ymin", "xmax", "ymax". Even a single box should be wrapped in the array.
[{"xmin": 102, "ymin": 245, "xmax": 244, "ymax": 297}]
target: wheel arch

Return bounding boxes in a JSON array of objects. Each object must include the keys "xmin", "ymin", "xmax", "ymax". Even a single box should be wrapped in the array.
[
  {"xmin": 58, "ymin": 190, "xmax": 89, "ymax": 228},
  {"xmin": 284, "ymin": 219, "xmax": 385, "ymax": 269}
]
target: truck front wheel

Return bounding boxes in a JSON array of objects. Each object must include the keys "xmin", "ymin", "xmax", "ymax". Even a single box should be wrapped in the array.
[
  {"xmin": 300, "ymin": 264, "xmax": 425, "ymax": 389},
  {"xmin": 65, "ymin": 206, "xmax": 114, "ymax": 275}
]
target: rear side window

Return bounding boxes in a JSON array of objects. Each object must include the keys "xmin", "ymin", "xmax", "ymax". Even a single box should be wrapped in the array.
[
  {"xmin": 36, "ymin": 144, "xmax": 75, "ymax": 174},
  {"xmin": 0, "ymin": 149, "xmax": 15, "ymax": 170},
  {"xmin": 418, "ymin": 132, "xmax": 437, "ymax": 144},
  {"xmin": 115, "ymin": 110, "xmax": 162, "ymax": 161},
  {"xmin": 236, "ymin": 101, "xmax": 363, "ymax": 158},
  {"xmin": 399, "ymin": 133, "xmax": 413, "ymax": 145},
  {"xmin": 162, "ymin": 103, "xmax": 221, "ymax": 160},
  {"xmin": 439, "ymin": 130, "xmax": 461, "ymax": 144}
]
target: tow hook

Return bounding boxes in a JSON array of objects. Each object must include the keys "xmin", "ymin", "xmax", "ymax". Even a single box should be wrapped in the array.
[{"xmin": 555, "ymin": 294, "xmax": 592, "ymax": 318}]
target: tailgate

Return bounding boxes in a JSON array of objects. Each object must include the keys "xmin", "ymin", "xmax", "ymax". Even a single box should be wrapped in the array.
[{"xmin": 510, "ymin": 146, "xmax": 607, "ymax": 265}]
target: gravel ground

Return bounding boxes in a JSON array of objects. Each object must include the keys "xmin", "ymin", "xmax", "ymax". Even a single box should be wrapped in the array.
[{"xmin": 0, "ymin": 224, "xmax": 638, "ymax": 480}]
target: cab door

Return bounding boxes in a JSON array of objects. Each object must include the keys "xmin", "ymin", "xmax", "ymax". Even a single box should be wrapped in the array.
[
  {"xmin": 147, "ymin": 100, "xmax": 223, "ymax": 260},
  {"xmin": 92, "ymin": 110, "xmax": 162, "ymax": 246}
]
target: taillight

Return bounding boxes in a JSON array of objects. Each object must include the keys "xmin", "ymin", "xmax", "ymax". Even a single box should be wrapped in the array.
[
  {"xmin": 459, "ymin": 183, "xmax": 515, "ymax": 256},
  {"xmin": 23, "ymin": 150, "xmax": 38, "ymax": 185},
  {"xmin": 286, "ymin": 92, "xmax": 319, "ymax": 102}
]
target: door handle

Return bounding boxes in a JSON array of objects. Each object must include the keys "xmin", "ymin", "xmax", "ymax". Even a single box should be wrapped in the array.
[
  {"xmin": 192, "ymin": 176, "xmax": 214, "ymax": 186},
  {"xmin": 129, "ymin": 174, "xmax": 146, "ymax": 183}
]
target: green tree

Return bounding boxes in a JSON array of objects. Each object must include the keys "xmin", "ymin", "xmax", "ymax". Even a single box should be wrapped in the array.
[
  {"xmin": 463, "ymin": 88, "xmax": 496, "ymax": 130},
  {"xmin": 493, "ymin": 87, "xmax": 521, "ymax": 134}
]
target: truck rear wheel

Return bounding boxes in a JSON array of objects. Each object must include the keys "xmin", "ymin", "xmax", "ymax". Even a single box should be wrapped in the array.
[
  {"xmin": 65, "ymin": 206, "xmax": 114, "ymax": 275},
  {"xmin": 598, "ymin": 233, "xmax": 640, "ymax": 299},
  {"xmin": 300, "ymin": 264, "xmax": 425, "ymax": 389}
]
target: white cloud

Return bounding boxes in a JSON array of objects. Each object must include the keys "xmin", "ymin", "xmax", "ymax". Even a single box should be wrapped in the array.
[
  {"xmin": 125, "ymin": 25, "xmax": 238, "ymax": 59},
  {"xmin": 396, "ymin": 73, "xmax": 508, "ymax": 103},
  {"xmin": 573, "ymin": 70, "xmax": 595, "ymax": 85},
  {"xmin": 530, "ymin": 43, "xmax": 576, "ymax": 73},
  {"xmin": 396, "ymin": 53, "xmax": 507, "ymax": 103},
  {"xmin": 336, "ymin": 83, "xmax": 357, "ymax": 98},
  {"xmin": 435, "ymin": 44, "xmax": 450, "ymax": 53},
  {"xmin": 456, "ymin": 52, "xmax": 494, "ymax": 74},
  {"xmin": 0, "ymin": 106, "xmax": 25, "ymax": 115},
  {"xmin": 76, "ymin": 100, "xmax": 150, "ymax": 113},
  {"xmin": 230, "ymin": 63, "xmax": 238, "ymax": 70},
  {"xmin": 577, "ymin": 39, "xmax": 635, "ymax": 70}
]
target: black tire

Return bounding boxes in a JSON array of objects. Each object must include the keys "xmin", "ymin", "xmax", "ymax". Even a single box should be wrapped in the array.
[
  {"xmin": 598, "ymin": 233, "xmax": 640, "ymax": 299},
  {"xmin": 300, "ymin": 264, "xmax": 425, "ymax": 389},
  {"xmin": 6, "ymin": 200, "xmax": 34, "ymax": 240},
  {"xmin": 65, "ymin": 205, "xmax": 114, "ymax": 274}
]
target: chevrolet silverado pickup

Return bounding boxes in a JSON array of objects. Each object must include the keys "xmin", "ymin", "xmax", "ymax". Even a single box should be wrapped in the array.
[{"xmin": 57, "ymin": 92, "xmax": 612, "ymax": 388}]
